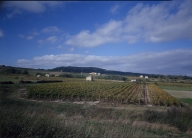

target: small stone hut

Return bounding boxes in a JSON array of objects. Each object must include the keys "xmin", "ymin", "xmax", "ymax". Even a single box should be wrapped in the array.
[{"xmin": 86, "ymin": 75, "xmax": 93, "ymax": 81}]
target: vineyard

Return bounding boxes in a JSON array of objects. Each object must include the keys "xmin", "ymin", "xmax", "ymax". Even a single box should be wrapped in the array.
[{"xmin": 26, "ymin": 81, "xmax": 181, "ymax": 106}]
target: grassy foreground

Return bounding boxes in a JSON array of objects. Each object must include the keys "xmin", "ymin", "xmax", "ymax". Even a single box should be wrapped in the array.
[{"xmin": 0, "ymin": 84, "xmax": 192, "ymax": 138}]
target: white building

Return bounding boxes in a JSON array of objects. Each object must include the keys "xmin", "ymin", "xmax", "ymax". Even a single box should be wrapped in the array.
[
  {"xmin": 131, "ymin": 78, "xmax": 136, "ymax": 82},
  {"xmin": 45, "ymin": 74, "xmax": 50, "ymax": 77},
  {"xmin": 89, "ymin": 72, "xmax": 97, "ymax": 75},
  {"xmin": 98, "ymin": 73, "xmax": 101, "ymax": 76},
  {"xmin": 86, "ymin": 75, "xmax": 93, "ymax": 81},
  {"xmin": 139, "ymin": 75, "xmax": 143, "ymax": 78},
  {"xmin": 145, "ymin": 76, "xmax": 148, "ymax": 79},
  {"xmin": 37, "ymin": 75, "xmax": 41, "ymax": 77}
]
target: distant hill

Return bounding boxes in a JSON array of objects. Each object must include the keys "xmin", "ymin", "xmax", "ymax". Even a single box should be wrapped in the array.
[
  {"xmin": 50, "ymin": 66, "xmax": 151, "ymax": 77},
  {"xmin": 0, "ymin": 65, "xmax": 191, "ymax": 80},
  {"xmin": 50, "ymin": 66, "xmax": 192, "ymax": 80}
]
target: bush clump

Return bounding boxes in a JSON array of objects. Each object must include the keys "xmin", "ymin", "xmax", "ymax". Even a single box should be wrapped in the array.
[
  {"xmin": 36, "ymin": 80, "xmax": 63, "ymax": 83},
  {"xmin": 0, "ymin": 81, "xmax": 14, "ymax": 84},
  {"xmin": 19, "ymin": 80, "xmax": 33, "ymax": 84}
]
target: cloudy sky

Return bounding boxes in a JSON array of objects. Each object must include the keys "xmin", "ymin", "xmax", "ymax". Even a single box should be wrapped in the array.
[{"xmin": 0, "ymin": 0, "xmax": 191, "ymax": 75}]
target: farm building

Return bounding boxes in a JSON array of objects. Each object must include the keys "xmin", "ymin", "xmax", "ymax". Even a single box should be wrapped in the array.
[
  {"xmin": 45, "ymin": 74, "xmax": 50, "ymax": 77},
  {"xmin": 86, "ymin": 75, "xmax": 93, "ymax": 81},
  {"xmin": 131, "ymin": 78, "xmax": 136, "ymax": 82},
  {"xmin": 89, "ymin": 72, "xmax": 97, "ymax": 75},
  {"xmin": 139, "ymin": 75, "xmax": 143, "ymax": 78},
  {"xmin": 37, "ymin": 75, "xmax": 41, "ymax": 78},
  {"xmin": 145, "ymin": 76, "xmax": 149, "ymax": 79},
  {"xmin": 89, "ymin": 72, "xmax": 101, "ymax": 75}
]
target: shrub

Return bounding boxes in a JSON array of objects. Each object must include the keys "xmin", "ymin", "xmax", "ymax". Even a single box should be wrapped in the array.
[
  {"xmin": 0, "ymin": 81, "xmax": 14, "ymax": 84},
  {"xmin": 36, "ymin": 80, "xmax": 63, "ymax": 83},
  {"xmin": 19, "ymin": 80, "xmax": 33, "ymax": 84}
]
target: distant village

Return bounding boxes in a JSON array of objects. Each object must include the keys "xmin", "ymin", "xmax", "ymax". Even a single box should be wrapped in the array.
[
  {"xmin": 130, "ymin": 75, "xmax": 149, "ymax": 82},
  {"xmin": 1, "ymin": 65, "xmax": 191, "ymax": 82},
  {"xmin": 36, "ymin": 71, "xmax": 149, "ymax": 82}
]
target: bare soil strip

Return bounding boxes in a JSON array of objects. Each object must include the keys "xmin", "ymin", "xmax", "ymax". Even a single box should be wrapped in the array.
[
  {"xmin": 142, "ymin": 85, "xmax": 150, "ymax": 105},
  {"xmin": 144, "ymin": 85, "xmax": 148, "ymax": 104},
  {"xmin": 146, "ymin": 86, "xmax": 150, "ymax": 104}
]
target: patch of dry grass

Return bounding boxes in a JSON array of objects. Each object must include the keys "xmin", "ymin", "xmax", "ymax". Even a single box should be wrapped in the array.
[
  {"xmin": 132, "ymin": 121, "xmax": 179, "ymax": 132},
  {"xmin": 164, "ymin": 89, "xmax": 192, "ymax": 98}
]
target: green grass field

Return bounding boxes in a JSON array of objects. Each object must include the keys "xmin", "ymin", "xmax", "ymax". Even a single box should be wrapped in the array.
[
  {"xmin": 180, "ymin": 98, "xmax": 192, "ymax": 106},
  {"xmin": 160, "ymin": 86, "xmax": 192, "ymax": 91}
]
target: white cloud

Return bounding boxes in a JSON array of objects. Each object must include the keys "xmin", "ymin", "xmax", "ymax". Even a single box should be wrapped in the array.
[
  {"xmin": 6, "ymin": 9, "xmax": 22, "ymax": 18},
  {"xmin": 70, "ymin": 47, "xmax": 74, "ymax": 52},
  {"xmin": 110, "ymin": 4, "xmax": 120, "ymax": 14},
  {"xmin": 46, "ymin": 36, "xmax": 58, "ymax": 43},
  {"xmin": 0, "ymin": 30, "xmax": 4, "ymax": 37},
  {"xmin": 124, "ymin": 0, "xmax": 192, "ymax": 43},
  {"xmin": 16, "ymin": 49, "xmax": 192, "ymax": 75},
  {"xmin": 66, "ymin": 0, "xmax": 192, "ymax": 47},
  {"xmin": 37, "ymin": 39, "xmax": 44, "ymax": 44},
  {"xmin": 18, "ymin": 30, "xmax": 39, "ymax": 40},
  {"xmin": 4, "ymin": 2, "xmax": 46, "ymax": 13},
  {"xmin": 31, "ymin": 31, "xmax": 39, "ymax": 36},
  {"xmin": 26, "ymin": 36, "xmax": 34, "ymax": 40},
  {"xmin": 3, "ymin": 1, "xmax": 64, "ymax": 13},
  {"xmin": 18, "ymin": 34, "xmax": 24, "ymax": 38},
  {"xmin": 57, "ymin": 45, "xmax": 63, "ymax": 49},
  {"xmin": 41, "ymin": 26, "xmax": 62, "ymax": 34},
  {"xmin": 65, "ymin": 20, "xmax": 123, "ymax": 47}
]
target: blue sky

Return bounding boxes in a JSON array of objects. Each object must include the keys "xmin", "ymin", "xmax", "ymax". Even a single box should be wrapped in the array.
[{"xmin": 0, "ymin": 0, "xmax": 191, "ymax": 75}]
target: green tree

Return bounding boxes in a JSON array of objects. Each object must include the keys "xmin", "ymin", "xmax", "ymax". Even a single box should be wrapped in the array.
[
  {"xmin": 122, "ymin": 77, "xmax": 127, "ymax": 81},
  {"xmin": 22, "ymin": 70, "xmax": 28, "ymax": 74}
]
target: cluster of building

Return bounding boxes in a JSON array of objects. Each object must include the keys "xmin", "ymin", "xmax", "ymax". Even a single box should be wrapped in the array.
[
  {"xmin": 130, "ymin": 75, "xmax": 149, "ymax": 82},
  {"xmin": 89, "ymin": 72, "xmax": 100, "ymax": 76},
  {"xmin": 36, "ymin": 72, "xmax": 149, "ymax": 82},
  {"xmin": 139, "ymin": 75, "xmax": 148, "ymax": 79},
  {"xmin": 37, "ymin": 73, "xmax": 50, "ymax": 78}
]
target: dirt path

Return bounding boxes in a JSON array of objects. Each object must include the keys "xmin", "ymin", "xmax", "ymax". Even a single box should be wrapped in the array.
[
  {"xmin": 142, "ymin": 86, "xmax": 147, "ymax": 104},
  {"xmin": 142, "ymin": 85, "xmax": 151, "ymax": 106},
  {"xmin": 146, "ymin": 85, "xmax": 151, "ymax": 104},
  {"xmin": 144, "ymin": 85, "xmax": 148, "ymax": 104}
]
